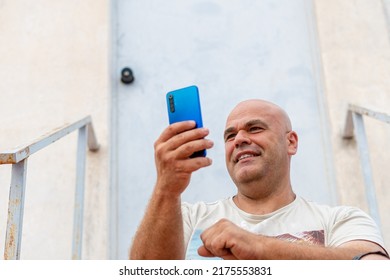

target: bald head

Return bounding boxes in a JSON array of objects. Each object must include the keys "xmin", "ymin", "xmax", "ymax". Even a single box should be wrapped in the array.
[{"xmin": 225, "ymin": 99, "xmax": 292, "ymax": 134}]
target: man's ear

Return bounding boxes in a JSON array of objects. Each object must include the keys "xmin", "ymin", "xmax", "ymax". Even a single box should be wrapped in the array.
[{"xmin": 287, "ymin": 131, "xmax": 298, "ymax": 155}]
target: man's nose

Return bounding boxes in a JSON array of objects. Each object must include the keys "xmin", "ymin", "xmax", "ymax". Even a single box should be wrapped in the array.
[{"xmin": 234, "ymin": 130, "xmax": 252, "ymax": 148}]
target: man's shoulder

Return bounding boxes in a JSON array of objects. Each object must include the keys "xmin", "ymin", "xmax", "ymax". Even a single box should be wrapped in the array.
[{"xmin": 296, "ymin": 196, "xmax": 370, "ymax": 220}]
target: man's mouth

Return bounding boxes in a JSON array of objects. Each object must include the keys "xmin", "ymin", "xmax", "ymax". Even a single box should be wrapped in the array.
[{"xmin": 234, "ymin": 151, "xmax": 260, "ymax": 163}]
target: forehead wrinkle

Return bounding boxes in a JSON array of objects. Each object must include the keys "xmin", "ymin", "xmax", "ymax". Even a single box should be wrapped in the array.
[
  {"xmin": 246, "ymin": 119, "xmax": 269, "ymax": 129},
  {"xmin": 223, "ymin": 119, "xmax": 268, "ymax": 139}
]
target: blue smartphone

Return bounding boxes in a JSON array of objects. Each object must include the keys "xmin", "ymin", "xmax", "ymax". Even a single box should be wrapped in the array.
[{"xmin": 166, "ymin": 85, "xmax": 206, "ymax": 158}]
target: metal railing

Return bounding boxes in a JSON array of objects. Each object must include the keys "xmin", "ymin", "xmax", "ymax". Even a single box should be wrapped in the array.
[
  {"xmin": 0, "ymin": 116, "xmax": 99, "ymax": 260},
  {"xmin": 343, "ymin": 104, "xmax": 390, "ymax": 228}
]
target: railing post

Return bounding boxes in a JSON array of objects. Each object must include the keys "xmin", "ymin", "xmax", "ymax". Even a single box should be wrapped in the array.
[
  {"xmin": 72, "ymin": 125, "xmax": 88, "ymax": 259},
  {"xmin": 1, "ymin": 116, "xmax": 99, "ymax": 259},
  {"xmin": 4, "ymin": 159, "xmax": 28, "ymax": 260},
  {"xmin": 351, "ymin": 112, "xmax": 381, "ymax": 228}
]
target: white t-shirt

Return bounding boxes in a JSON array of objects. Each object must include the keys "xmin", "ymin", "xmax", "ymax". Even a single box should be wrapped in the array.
[{"xmin": 181, "ymin": 196, "xmax": 386, "ymax": 259}]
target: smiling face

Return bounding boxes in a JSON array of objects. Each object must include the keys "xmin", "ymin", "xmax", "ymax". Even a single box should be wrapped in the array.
[{"xmin": 224, "ymin": 100, "xmax": 298, "ymax": 197}]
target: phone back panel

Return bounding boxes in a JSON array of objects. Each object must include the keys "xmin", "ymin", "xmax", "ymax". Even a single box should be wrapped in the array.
[
  {"xmin": 166, "ymin": 85, "xmax": 203, "ymax": 128},
  {"xmin": 166, "ymin": 85, "xmax": 205, "ymax": 157}
]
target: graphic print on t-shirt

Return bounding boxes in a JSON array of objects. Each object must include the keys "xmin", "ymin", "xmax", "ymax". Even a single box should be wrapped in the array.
[{"xmin": 276, "ymin": 230, "xmax": 325, "ymax": 245}]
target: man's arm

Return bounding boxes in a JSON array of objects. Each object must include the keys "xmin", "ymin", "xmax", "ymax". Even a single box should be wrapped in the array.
[
  {"xmin": 129, "ymin": 121, "xmax": 213, "ymax": 259},
  {"xmin": 129, "ymin": 189, "xmax": 184, "ymax": 259},
  {"xmin": 198, "ymin": 219, "xmax": 388, "ymax": 260}
]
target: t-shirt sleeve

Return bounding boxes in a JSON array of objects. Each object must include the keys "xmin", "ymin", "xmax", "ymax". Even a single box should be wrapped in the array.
[{"xmin": 327, "ymin": 206, "xmax": 386, "ymax": 251}]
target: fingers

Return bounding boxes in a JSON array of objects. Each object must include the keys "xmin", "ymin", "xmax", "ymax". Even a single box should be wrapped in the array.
[
  {"xmin": 157, "ymin": 121, "xmax": 197, "ymax": 143},
  {"xmin": 198, "ymin": 244, "xmax": 236, "ymax": 260},
  {"xmin": 198, "ymin": 219, "xmax": 255, "ymax": 260},
  {"xmin": 155, "ymin": 121, "xmax": 213, "ymax": 160},
  {"xmin": 174, "ymin": 135, "xmax": 213, "ymax": 159},
  {"xmin": 198, "ymin": 219, "xmax": 236, "ymax": 259},
  {"xmin": 197, "ymin": 246, "xmax": 214, "ymax": 257},
  {"xmin": 153, "ymin": 121, "xmax": 214, "ymax": 196}
]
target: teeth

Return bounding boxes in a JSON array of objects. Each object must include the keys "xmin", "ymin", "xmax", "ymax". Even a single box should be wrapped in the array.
[{"xmin": 238, "ymin": 154, "xmax": 254, "ymax": 161}]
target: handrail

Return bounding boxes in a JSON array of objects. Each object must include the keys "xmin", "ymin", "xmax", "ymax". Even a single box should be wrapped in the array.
[
  {"xmin": 343, "ymin": 104, "xmax": 390, "ymax": 228},
  {"xmin": 0, "ymin": 116, "xmax": 99, "ymax": 164},
  {"xmin": 0, "ymin": 116, "xmax": 99, "ymax": 260}
]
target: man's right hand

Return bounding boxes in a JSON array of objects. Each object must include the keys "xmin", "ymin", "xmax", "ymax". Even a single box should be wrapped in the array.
[{"xmin": 153, "ymin": 120, "xmax": 214, "ymax": 197}]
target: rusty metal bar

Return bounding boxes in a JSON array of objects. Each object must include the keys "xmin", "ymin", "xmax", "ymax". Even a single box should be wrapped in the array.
[
  {"xmin": 0, "ymin": 116, "xmax": 99, "ymax": 165},
  {"xmin": 342, "ymin": 104, "xmax": 390, "ymax": 227},
  {"xmin": 4, "ymin": 159, "xmax": 28, "ymax": 260},
  {"xmin": 1, "ymin": 116, "xmax": 99, "ymax": 260}
]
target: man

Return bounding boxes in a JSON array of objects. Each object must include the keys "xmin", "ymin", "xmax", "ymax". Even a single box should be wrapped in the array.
[{"xmin": 130, "ymin": 99, "xmax": 388, "ymax": 260}]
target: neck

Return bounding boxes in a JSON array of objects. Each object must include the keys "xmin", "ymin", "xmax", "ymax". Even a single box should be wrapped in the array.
[{"xmin": 233, "ymin": 183, "xmax": 296, "ymax": 215}]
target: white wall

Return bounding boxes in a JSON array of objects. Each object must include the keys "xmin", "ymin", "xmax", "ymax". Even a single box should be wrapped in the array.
[
  {"xmin": 315, "ymin": 0, "xmax": 390, "ymax": 248},
  {"xmin": 1, "ymin": 0, "xmax": 389, "ymax": 259},
  {"xmin": 0, "ymin": 0, "xmax": 109, "ymax": 259}
]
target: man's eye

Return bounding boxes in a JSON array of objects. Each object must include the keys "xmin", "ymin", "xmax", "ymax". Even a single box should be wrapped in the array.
[
  {"xmin": 225, "ymin": 134, "xmax": 236, "ymax": 142},
  {"xmin": 249, "ymin": 127, "xmax": 263, "ymax": 133}
]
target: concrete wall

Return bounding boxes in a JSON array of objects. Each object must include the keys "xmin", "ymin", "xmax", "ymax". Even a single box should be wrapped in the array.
[
  {"xmin": 1, "ymin": 0, "xmax": 389, "ymax": 259},
  {"xmin": 314, "ymin": 0, "xmax": 390, "ymax": 248},
  {"xmin": 0, "ymin": 0, "xmax": 109, "ymax": 259}
]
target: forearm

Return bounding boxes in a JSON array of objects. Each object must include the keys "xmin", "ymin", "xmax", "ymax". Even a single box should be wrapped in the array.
[
  {"xmin": 255, "ymin": 235, "xmax": 386, "ymax": 260},
  {"xmin": 258, "ymin": 237, "xmax": 350, "ymax": 259},
  {"xmin": 129, "ymin": 190, "xmax": 185, "ymax": 260},
  {"xmin": 199, "ymin": 219, "xmax": 387, "ymax": 260}
]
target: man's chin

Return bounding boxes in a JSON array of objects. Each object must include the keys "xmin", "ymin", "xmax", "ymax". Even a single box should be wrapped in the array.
[{"xmin": 233, "ymin": 168, "xmax": 261, "ymax": 185}]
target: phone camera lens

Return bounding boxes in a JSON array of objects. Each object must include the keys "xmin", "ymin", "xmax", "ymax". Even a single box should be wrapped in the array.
[{"xmin": 169, "ymin": 95, "xmax": 175, "ymax": 112}]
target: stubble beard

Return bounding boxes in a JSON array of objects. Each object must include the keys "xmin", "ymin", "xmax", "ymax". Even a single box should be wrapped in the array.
[{"xmin": 230, "ymin": 156, "xmax": 284, "ymax": 199}]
